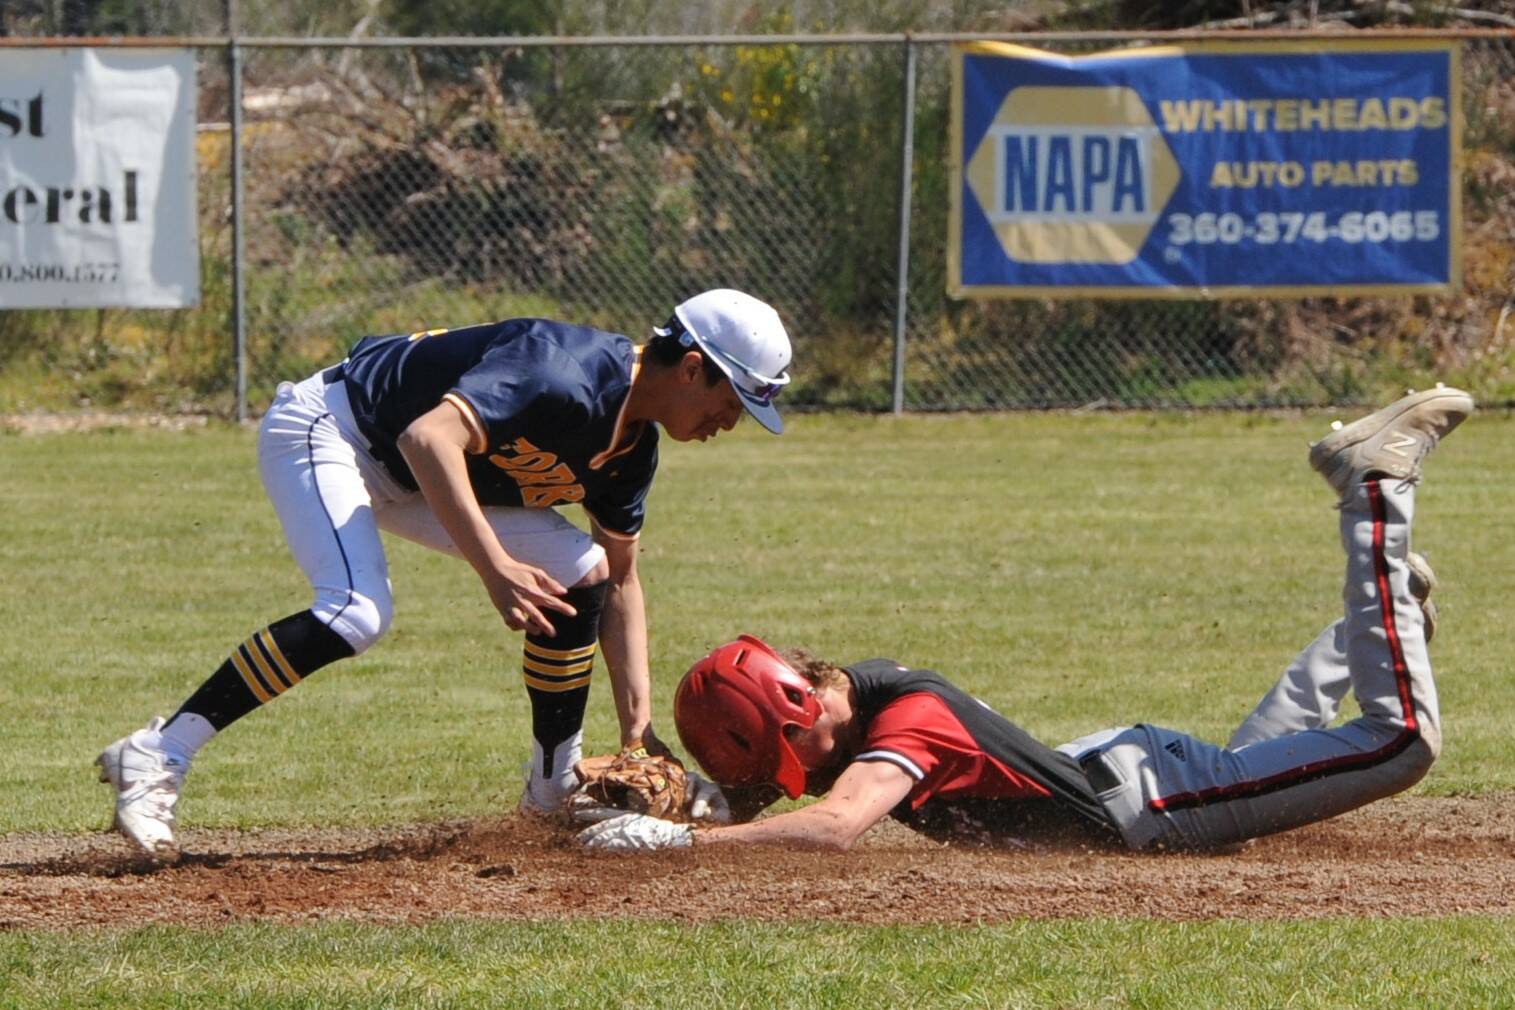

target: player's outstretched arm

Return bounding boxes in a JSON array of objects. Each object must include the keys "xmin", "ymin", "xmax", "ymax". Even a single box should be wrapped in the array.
[
  {"xmin": 695, "ymin": 759, "xmax": 913, "ymax": 851},
  {"xmin": 398, "ymin": 403, "xmax": 574, "ymax": 636},
  {"xmin": 574, "ymin": 761, "xmax": 910, "ymax": 851}
]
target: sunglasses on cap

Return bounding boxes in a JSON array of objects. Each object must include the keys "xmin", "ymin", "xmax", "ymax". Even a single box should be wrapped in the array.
[{"xmin": 739, "ymin": 378, "xmax": 784, "ymax": 406}]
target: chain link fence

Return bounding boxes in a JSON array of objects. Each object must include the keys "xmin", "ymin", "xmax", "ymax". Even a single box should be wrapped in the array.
[
  {"xmin": 226, "ymin": 39, "xmax": 911, "ymax": 416},
  {"xmin": 1, "ymin": 30, "xmax": 1512, "ymax": 415}
]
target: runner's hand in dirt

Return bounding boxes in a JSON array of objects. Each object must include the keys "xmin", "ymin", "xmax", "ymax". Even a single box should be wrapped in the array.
[
  {"xmin": 576, "ymin": 812, "xmax": 694, "ymax": 850},
  {"xmin": 565, "ymin": 794, "xmax": 629, "ymax": 823}
]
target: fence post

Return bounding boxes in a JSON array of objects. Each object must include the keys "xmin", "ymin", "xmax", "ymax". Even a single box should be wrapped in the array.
[
  {"xmin": 891, "ymin": 36, "xmax": 917, "ymax": 416},
  {"xmin": 226, "ymin": 0, "xmax": 248, "ymax": 422}
]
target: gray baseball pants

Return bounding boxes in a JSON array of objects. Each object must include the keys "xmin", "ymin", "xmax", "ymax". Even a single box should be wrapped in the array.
[{"xmin": 1060, "ymin": 478, "xmax": 1440, "ymax": 851}]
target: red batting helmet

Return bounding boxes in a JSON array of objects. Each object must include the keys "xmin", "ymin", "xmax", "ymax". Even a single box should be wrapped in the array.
[{"xmin": 673, "ymin": 634, "xmax": 821, "ymax": 799}]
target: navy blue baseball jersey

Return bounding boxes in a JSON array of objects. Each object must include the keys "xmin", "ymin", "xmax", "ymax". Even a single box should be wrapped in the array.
[{"xmin": 339, "ymin": 319, "xmax": 658, "ymax": 537}]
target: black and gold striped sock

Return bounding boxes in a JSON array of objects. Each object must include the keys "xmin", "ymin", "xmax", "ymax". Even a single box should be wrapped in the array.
[
  {"xmin": 168, "ymin": 610, "xmax": 356, "ymax": 731},
  {"xmin": 523, "ymin": 581, "xmax": 607, "ymax": 785}
]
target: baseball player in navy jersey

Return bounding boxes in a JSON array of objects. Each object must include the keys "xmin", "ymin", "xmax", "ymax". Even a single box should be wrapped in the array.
[
  {"xmin": 573, "ymin": 385, "xmax": 1474, "ymax": 852},
  {"xmin": 96, "ymin": 289, "xmax": 793, "ymax": 858}
]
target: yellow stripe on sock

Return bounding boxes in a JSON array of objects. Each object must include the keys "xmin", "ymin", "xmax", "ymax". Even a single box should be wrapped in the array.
[
  {"xmin": 524, "ymin": 641, "xmax": 598, "ymax": 662},
  {"xmin": 245, "ymin": 636, "xmax": 291, "ymax": 694},
  {"xmin": 522, "ymin": 655, "xmax": 594, "ymax": 678},
  {"xmin": 239, "ymin": 642, "xmax": 284, "ymax": 696},
  {"xmin": 230, "ymin": 647, "xmax": 274, "ymax": 703},
  {"xmin": 521, "ymin": 663, "xmax": 593, "ymax": 684},
  {"xmin": 257, "ymin": 629, "xmax": 302, "ymax": 686},
  {"xmin": 521, "ymin": 663, "xmax": 590, "ymax": 687},
  {"xmin": 522, "ymin": 672, "xmax": 593, "ymax": 693}
]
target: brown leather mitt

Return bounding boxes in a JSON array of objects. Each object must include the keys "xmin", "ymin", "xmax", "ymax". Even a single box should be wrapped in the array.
[{"xmin": 572, "ymin": 747, "xmax": 690, "ymax": 821}]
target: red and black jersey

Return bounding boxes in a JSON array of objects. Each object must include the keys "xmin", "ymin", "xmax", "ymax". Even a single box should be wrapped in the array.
[{"xmin": 843, "ymin": 659, "xmax": 1119, "ymax": 844}]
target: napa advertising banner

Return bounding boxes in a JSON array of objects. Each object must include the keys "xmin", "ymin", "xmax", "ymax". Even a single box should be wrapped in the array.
[
  {"xmin": 0, "ymin": 49, "xmax": 198, "ymax": 308},
  {"xmin": 949, "ymin": 40, "xmax": 1460, "ymax": 298}
]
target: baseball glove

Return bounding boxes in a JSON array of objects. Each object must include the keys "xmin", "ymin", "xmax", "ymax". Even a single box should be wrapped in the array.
[{"xmin": 572, "ymin": 747, "xmax": 690, "ymax": 822}]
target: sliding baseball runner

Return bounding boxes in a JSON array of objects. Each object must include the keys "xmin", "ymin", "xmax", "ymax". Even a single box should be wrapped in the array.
[{"xmin": 571, "ymin": 385, "xmax": 1474, "ymax": 852}]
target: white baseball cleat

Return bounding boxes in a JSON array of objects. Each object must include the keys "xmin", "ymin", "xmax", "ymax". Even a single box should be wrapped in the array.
[
  {"xmin": 1309, "ymin": 384, "xmax": 1474, "ymax": 502},
  {"xmin": 515, "ymin": 764, "xmax": 570, "ymax": 819},
  {"xmin": 95, "ymin": 717, "xmax": 187, "ymax": 859}
]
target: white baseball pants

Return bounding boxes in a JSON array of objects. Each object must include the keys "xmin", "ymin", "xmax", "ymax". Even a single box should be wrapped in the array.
[
  {"xmin": 1061, "ymin": 479, "xmax": 1440, "ymax": 851},
  {"xmin": 257, "ymin": 370, "xmax": 605, "ymax": 653}
]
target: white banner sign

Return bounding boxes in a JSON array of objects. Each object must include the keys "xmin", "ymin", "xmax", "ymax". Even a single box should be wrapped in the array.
[{"xmin": 0, "ymin": 48, "xmax": 198, "ymax": 308}]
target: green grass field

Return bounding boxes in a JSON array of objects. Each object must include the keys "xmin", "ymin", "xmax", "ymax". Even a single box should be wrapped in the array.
[
  {"xmin": 3, "ymin": 919, "xmax": 1514, "ymax": 1009},
  {"xmin": 4, "ymin": 411, "xmax": 1514, "ymax": 1007}
]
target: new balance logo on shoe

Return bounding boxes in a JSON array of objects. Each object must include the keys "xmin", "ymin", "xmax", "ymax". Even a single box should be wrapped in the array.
[
  {"xmin": 1165, "ymin": 739, "xmax": 1188, "ymax": 762},
  {"xmin": 1384, "ymin": 431, "xmax": 1418, "ymax": 458},
  {"xmin": 1308, "ymin": 385, "xmax": 1474, "ymax": 503}
]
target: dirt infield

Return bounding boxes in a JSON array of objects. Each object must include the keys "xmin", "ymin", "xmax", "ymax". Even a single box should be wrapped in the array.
[{"xmin": 3, "ymin": 795, "xmax": 1513, "ymax": 929}]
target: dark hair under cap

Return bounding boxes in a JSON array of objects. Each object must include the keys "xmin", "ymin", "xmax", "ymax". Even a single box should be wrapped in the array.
[{"xmin": 644, "ymin": 320, "xmax": 726, "ymax": 386}]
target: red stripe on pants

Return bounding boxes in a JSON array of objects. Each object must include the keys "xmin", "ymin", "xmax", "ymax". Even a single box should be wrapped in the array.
[{"xmin": 1149, "ymin": 480, "xmax": 1418, "ymax": 813}]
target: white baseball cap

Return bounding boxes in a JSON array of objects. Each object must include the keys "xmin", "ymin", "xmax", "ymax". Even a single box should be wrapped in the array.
[{"xmin": 656, "ymin": 288, "xmax": 793, "ymax": 434}]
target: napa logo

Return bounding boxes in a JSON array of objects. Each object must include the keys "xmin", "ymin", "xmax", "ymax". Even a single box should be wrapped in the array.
[{"xmin": 965, "ymin": 86, "xmax": 1180, "ymax": 264}]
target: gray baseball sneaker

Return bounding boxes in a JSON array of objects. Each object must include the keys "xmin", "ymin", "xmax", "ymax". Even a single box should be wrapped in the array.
[{"xmin": 1309, "ymin": 383, "xmax": 1474, "ymax": 502}]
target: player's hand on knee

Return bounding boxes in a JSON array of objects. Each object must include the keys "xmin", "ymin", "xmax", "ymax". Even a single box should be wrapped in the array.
[{"xmin": 486, "ymin": 563, "xmax": 574, "ymax": 636}]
